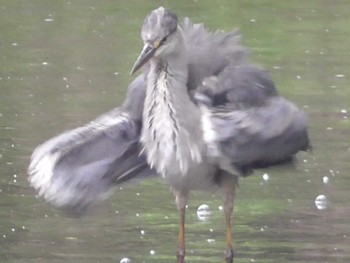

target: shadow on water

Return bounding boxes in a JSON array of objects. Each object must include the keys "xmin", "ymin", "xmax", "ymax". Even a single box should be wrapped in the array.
[{"xmin": 1, "ymin": 0, "xmax": 349, "ymax": 262}]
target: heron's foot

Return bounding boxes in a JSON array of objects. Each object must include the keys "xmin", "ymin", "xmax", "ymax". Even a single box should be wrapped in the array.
[
  {"xmin": 176, "ymin": 249, "xmax": 185, "ymax": 263},
  {"xmin": 225, "ymin": 247, "xmax": 234, "ymax": 263}
]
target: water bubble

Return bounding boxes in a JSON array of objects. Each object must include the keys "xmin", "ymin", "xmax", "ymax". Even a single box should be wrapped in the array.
[
  {"xmin": 120, "ymin": 258, "xmax": 131, "ymax": 263},
  {"xmin": 315, "ymin": 195, "xmax": 328, "ymax": 210},
  {"xmin": 197, "ymin": 204, "xmax": 211, "ymax": 221}
]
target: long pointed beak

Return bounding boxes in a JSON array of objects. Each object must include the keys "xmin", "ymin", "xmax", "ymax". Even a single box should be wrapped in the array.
[{"xmin": 130, "ymin": 42, "xmax": 158, "ymax": 75}]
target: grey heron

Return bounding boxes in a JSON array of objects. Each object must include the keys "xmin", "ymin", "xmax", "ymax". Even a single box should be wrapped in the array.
[{"xmin": 28, "ymin": 7, "xmax": 310, "ymax": 263}]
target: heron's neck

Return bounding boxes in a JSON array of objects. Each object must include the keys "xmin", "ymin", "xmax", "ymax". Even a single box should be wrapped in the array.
[{"xmin": 141, "ymin": 40, "xmax": 203, "ymax": 176}]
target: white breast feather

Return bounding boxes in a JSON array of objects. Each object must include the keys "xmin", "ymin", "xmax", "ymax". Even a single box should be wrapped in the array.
[
  {"xmin": 142, "ymin": 70, "xmax": 202, "ymax": 176},
  {"xmin": 201, "ymin": 106, "xmax": 220, "ymax": 158}
]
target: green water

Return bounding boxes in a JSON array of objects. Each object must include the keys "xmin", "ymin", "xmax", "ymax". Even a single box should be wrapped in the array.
[{"xmin": 1, "ymin": 1, "xmax": 349, "ymax": 262}]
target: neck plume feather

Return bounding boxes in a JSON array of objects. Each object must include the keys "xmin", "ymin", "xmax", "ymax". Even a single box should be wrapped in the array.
[{"xmin": 141, "ymin": 60, "xmax": 203, "ymax": 176}]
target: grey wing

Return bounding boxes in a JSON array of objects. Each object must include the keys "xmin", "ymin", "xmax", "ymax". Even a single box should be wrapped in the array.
[
  {"xmin": 181, "ymin": 18, "xmax": 249, "ymax": 90},
  {"xmin": 28, "ymin": 75, "xmax": 154, "ymax": 213},
  {"xmin": 196, "ymin": 66, "xmax": 310, "ymax": 175}
]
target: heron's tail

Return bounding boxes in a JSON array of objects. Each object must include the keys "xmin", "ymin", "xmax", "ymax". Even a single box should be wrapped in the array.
[{"xmin": 28, "ymin": 108, "xmax": 154, "ymax": 214}]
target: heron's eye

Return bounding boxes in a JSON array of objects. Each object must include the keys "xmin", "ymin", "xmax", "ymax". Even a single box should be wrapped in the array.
[{"xmin": 161, "ymin": 36, "xmax": 168, "ymax": 43}]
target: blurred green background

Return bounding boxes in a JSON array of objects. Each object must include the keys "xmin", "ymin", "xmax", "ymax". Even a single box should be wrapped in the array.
[{"xmin": 1, "ymin": 1, "xmax": 349, "ymax": 262}]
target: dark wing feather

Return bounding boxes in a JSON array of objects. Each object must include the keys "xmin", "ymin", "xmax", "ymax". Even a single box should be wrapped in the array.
[
  {"xmin": 195, "ymin": 66, "xmax": 310, "ymax": 175},
  {"xmin": 183, "ymin": 18, "xmax": 249, "ymax": 90},
  {"xmin": 213, "ymin": 97, "xmax": 309, "ymax": 171},
  {"xmin": 28, "ymin": 75, "xmax": 154, "ymax": 212}
]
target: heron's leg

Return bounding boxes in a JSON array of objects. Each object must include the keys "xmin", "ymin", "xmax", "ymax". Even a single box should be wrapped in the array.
[
  {"xmin": 172, "ymin": 189, "xmax": 188, "ymax": 263},
  {"xmin": 222, "ymin": 176, "xmax": 237, "ymax": 263}
]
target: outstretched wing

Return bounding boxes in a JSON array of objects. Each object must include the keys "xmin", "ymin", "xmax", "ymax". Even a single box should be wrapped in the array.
[
  {"xmin": 195, "ymin": 65, "xmax": 310, "ymax": 175},
  {"xmin": 28, "ymin": 76, "xmax": 155, "ymax": 213}
]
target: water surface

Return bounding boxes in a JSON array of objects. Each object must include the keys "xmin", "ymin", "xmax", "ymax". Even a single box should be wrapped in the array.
[{"xmin": 1, "ymin": 1, "xmax": 349, "ymax": 262}]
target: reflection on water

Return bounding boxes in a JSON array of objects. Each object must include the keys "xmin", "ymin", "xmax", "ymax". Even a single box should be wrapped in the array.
[
  {"xmin": 196, "ymin": 204, "xmax": 211, "ymax": 222},
  {"xmin": 315, "ymin": 194, "xmax": 328, "ymax": 210},
  {"xmin": 1, "ymin": 0, "xmax": 349, "ymax": 262}
]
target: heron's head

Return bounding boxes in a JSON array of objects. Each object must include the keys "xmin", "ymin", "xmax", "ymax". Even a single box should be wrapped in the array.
[{"xmin": 131, "ymin": 7, "xmax": 179, "ymax": 74}]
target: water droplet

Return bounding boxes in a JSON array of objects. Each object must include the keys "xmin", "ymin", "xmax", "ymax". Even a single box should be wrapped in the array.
[
  {"xmin": 150, "ymin": 250, "xmax": 155, "ymax": 255},
  {"xmin": 140, "ymin": 230, "xmax": 145, "ymax": 235},
  {"xmin": 335, "ymin": 74, "xmax": 344, "ymax": 78},
  {"xmin": 197, "ymin": 204, "xmax": 211, "ymax": 221},
  {"xmin": 315, "ymin": 195, "xmax": 328, "ymax": 210},
  {"xmin": 11, "ymin": 228, "xmax": 15, "ymax": 232},
  {"xmin": 340, "ymin": 109, "xmax": 347, "ymax": 114},
  {"xmin": 218, "ymin": 205, "xmax": 223, "ymax": 211},
  {"xmin": 262, "ymin": 173, "xmax": 269, "ymax": 181},
  {"xmin": 120, "ymin": 258, "xmax": 131, "ymax": 263},
  {"xmin": 323, "ymin": 176, "xmax": 329, "ymax": 184},
  {"xmin": 207, "ymin": 238, "xmax": 215, "ymax": 243},
  {"xmin": 42, "ymin": 62, "xmax": 48, "ymax": 65}
]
